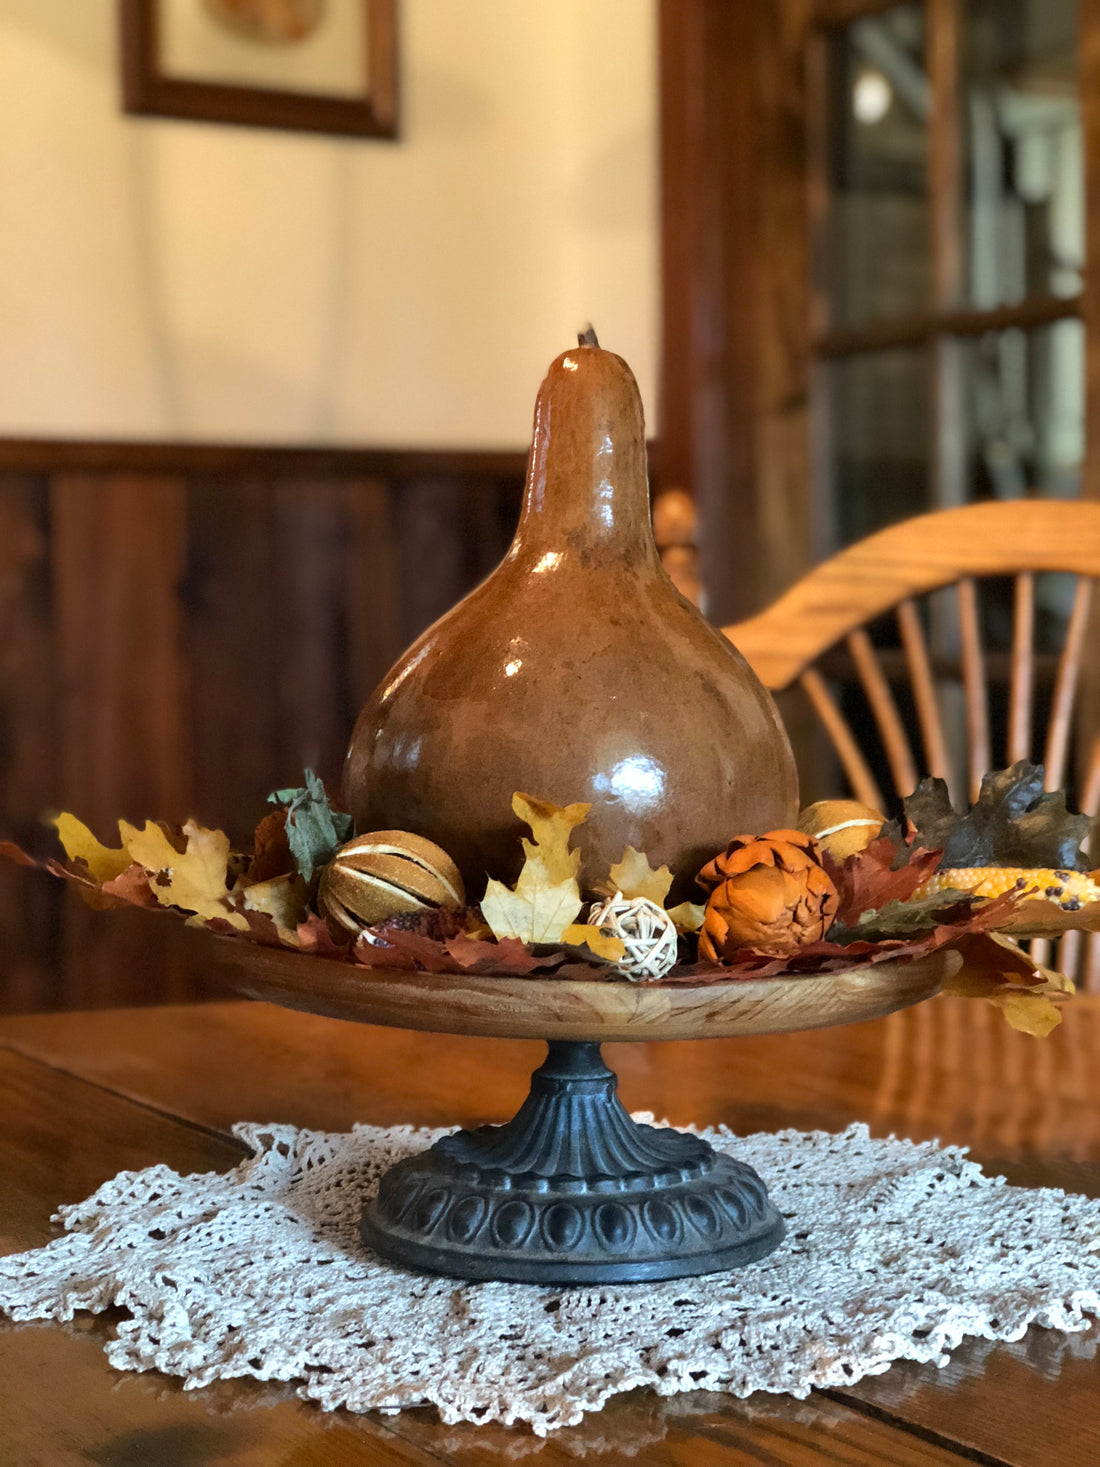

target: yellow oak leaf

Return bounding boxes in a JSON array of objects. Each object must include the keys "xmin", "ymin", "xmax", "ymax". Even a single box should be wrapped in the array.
[
  {"xmin": 514, "ymin": 792, "xmax": 589, "ymax": 885},
  {"xmin": 604, "ymin": 846, "xmax": 673, "ymax": 906},
  {"xmin": 481, "ymin": 793, "xmax": 590, "ymax": 945},
  {"xmin": 987, "ymin": 989, "xmax": 1063, "ymax": 1037},
  {"xmin": 53, "ymin": 813, "xmax": 130, "ymax": 883},
  {"xmin": 120, "ymin": 819, "xmax": 247, "ymax": 928},
  {"xmin": 239, "ymin": 874, "xmax": 309, "ymax": 942},
  {"xmin": 667, "ymin": 900, "xmax": 706, "ymax": 933},
  {"xmin": 942, "ymin": 931, "xmax": 1070, "ymax": 1035},
  {"xmin": 560, "ymin": 923, "xmax": 627, "ymax": 962}
]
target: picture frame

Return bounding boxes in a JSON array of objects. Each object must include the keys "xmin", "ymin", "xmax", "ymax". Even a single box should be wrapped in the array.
[{"xmin": 119, "ymin": 0, "xmax": 398, "ymax": 139}]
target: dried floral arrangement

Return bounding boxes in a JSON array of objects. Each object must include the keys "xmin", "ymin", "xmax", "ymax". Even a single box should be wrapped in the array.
[{"xmin": 4, "ymin": 761, "xmax": 1098, "ymax": 1037}]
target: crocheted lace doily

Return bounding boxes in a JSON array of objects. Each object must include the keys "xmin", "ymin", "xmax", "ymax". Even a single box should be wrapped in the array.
[{"xmin": 3, "ymin": 1118, "xmax": 1099, "ymax": 1435}]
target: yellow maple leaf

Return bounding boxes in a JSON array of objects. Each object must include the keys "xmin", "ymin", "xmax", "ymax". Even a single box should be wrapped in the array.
[
  {"xmin": 53, "ymin": 813, "xmax": 130, "ymax": 883},
  {"xmin": 481, "ymin": 793, "xmax": 590, "ymax": 945},
  {"xmin": 988, "ymin": 990, "xmax": 1063, "ymax": 1037},
  {"xmin": 239, "ymin": 875, "xmax": 308, "ymax": 944},
  {"xmin": 560, "ymin": 923, "xmax": 627, "ymax": 962},
  {"xmin": 482, "ymin": 866, "xmax": 583, "ymax": 945},
  {"xmin": 120, "ymin": 819, "xmax": 247, "ymax": 928},
  {"xmin": 667, "ymin": 901, "xmax": 706, "ymax": 933},
  {"xmin": 604, "ymin": 846, "xmax": 673, "ymax": 906},
  {"xmin": 514, "ymin": 793, "xmax": 589, "ymax": 883}
]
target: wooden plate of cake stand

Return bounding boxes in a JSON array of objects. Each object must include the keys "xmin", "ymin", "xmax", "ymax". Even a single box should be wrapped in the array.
[{"xmin": 213, "ymin": 937, "xmax": 959, "ymax": 1285}]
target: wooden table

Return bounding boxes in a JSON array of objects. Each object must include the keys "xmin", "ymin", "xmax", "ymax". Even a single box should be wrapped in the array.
[{"xmin": 3, "ymin": 994, "xmax": 1100, "ymax": 1466}]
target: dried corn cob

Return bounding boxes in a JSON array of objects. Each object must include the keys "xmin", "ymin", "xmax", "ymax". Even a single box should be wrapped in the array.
[{"xmin": 915, "ymin": 867, "xmax": 1100, "ymax": 912}]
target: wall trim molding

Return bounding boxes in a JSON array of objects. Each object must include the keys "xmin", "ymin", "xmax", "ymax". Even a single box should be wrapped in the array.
[{"xmin": 0, "ymin": 438, "xmax": 530, "ymax": 479}]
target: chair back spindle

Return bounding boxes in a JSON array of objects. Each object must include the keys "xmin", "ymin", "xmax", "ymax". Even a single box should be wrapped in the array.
[{"xmin": 725, "ymin": 501, "xmax": 1100, "ymax": 988}]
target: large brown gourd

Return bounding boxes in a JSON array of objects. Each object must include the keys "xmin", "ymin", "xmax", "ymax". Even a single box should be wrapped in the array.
[{"xmin": 344, "ymin": 334, "xmax": 798, "ymax": 900}]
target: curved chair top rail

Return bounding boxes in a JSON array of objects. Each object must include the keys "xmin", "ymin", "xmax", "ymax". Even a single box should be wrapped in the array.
[{"xmin": 725, "ymin": 500, "xmax": 1100, "ymax": 690}]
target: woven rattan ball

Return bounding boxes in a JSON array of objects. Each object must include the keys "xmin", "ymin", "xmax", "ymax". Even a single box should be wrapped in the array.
[{"xmin": 587, "ymin": 892, "xmax": 679, "ymax": 981}]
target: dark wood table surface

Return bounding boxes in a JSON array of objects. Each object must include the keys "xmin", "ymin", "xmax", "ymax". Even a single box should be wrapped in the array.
[{"xmin": 3, "ymin": 992, "xmax": 1100, "ymax": 1466}]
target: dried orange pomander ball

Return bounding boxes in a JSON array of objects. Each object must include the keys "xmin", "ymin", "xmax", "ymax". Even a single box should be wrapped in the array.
[{"xmin": 696, "ymin": 830, "xmax": 840, "ymax": 962}]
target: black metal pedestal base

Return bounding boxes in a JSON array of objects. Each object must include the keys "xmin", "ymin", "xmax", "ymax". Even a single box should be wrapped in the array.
[{"xmin": 361, "ymin": 1041, "xmax": 785, "ymax": 1283}]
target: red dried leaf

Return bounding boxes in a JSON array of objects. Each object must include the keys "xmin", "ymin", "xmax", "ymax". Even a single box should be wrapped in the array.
[
  {"xmin": 0, "ymin": 841, "xmax": 37, "ymax": 868},
  {"xmin": 246, "ymin": 809, "xmax": 295, "ymax": 885},
  {"xmin": 826, "ymin": 838, "xmax": 943, "ymax": 927},
  {"xmin": 442, "ymin": 933, "xmax": 569, "ymax": 975},
  {"xmin": 352, "ymin": 934, "xmax": 419, "ymax": 971},
  {"xmin": 203, "ymin": 909, "xmax": 289, "ymax": 949},
  {"xmin": 99, "ymin": 863, "xmax": 159, "ymax": 909},
  {"xmin": 296, "ymin": 911, "xmax": 352, "ymax": 958},
  {"xmin": 443, "ymin": 933, "xmax": 540, "ymax": 973}
]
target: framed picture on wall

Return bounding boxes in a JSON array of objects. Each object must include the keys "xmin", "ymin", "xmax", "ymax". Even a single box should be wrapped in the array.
[{"xmin": 120, "ymin": 0, "xmax": 397, "ymax": 138}]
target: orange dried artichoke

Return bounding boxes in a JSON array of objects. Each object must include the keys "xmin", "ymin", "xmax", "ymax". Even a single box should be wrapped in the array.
[{"xmin": 697, "ymin": 829, "xmax": 839, "ymax": 962}]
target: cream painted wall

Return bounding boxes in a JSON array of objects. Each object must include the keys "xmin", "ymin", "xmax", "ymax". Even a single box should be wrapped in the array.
[{"xmin": 0, "ymin": 0, "xmax": 657, "ymax": 447}]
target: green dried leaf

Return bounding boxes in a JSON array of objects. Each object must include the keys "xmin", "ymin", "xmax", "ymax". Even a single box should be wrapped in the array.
[
  {"xmin": 267, "ymin": 770, "xmax": 353, "ymax": 883},
  {"xmin": 898, "ymin": 760, "xmax": 1091, "ymax": 871},
  {"xmin": 833, "ymin": 888, "xmax": 979, "ymax": 943}
]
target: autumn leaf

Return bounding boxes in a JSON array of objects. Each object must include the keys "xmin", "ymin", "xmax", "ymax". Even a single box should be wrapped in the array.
[
  {"xmin": 268, "ymin": 770, "xmax": 353, "ymax": 883},
  {"xmin": 514, "ymin": 792, "xmax": 589, "ymax": 883},
  {"xmin": 826, "ymin": 838, "xmax": 944, "ymax": 928},
  {"xmin": 897, "ymin": 761, "xmax": 1091, "ymax": 870},
  {"xmin": 480, "ymin": 793, "xmax": 589, "ymax": 944},
  {"xmin": 944, "ymin": 931, "xmax": 1073, "ymax": 993},
  {"xmin": 237, "ymin": 873, "xmax": 309, "ymax": 939},
  {"xmin": 482, "ymin": 867, "xmax": 583, "ymax": 944},
  {"xmin": 296, "ymin": 911, "xmax": 352, "ymax": 957},
  {"xmin": 244, "ymin": 809, "xmax": 295, "ymax": 885},
  {"xmin": 53, "ymin": 813, "xmax": 131, "ymax": 882},
  {"xmin": 667, "ymin": 901, "xmax": 705, "ymax": 933},
  {"xmin": 995, "ymin": 896, "xmax": 1100, "ymax": 940},
  {"xmin": 599, "ymin": 847, "xmax": 673, "ymax": 906},
  {"xmin": 120, "ymin": 819, "xmax": 248, "ymax": 928},
  {"xmin": 560, "ymin": 923, "xmax": 626, "ymax": 962},
  {"xmin": 99, "ymin": 864, "xmax": 158, "ymax": 909},
  {"xmin": 443, "ymin": 933, "xmax": 547, "ymax": 973},
  {"xmin": 942, "ymin": 932, "xmax": 1071, "ymax": 1036},
  {"xmin": 989, "ymin": 990, "xmax": 1064, "ymax": 1037},
  {"xmin": 834, "ymin": 890, "xmax": 980, "ymax": 942}
]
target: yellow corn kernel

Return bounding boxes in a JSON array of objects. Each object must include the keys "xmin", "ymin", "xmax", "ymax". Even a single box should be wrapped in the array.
[{"xmin": 915, "ymin": 867, "xmax": 1100, "ymax": 911}]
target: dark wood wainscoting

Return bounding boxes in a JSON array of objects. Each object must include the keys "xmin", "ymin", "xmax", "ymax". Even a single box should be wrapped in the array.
[{"xmin": 0, "ymin": 440, "xmax": 527, "ymax": 1013}]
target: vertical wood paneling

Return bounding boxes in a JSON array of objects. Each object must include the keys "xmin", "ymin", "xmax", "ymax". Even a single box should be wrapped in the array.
[
  {"xmin": 0, "ymin": 478, "xmax": 56, "ymax": 849},
  {"xmin": 0, "ymin": 478, "xmax": 64, "ymax": 1012},
  {"xmin": 0, "ymin": 453, "xmax": 525, "ymax": 1013},
  {"xmin": 341, "ymin": 477, "xmax": 403, "ymax": 715},
  {"xmin": 393, "ymin": 478, "xmax": 473, "ymax": 646},
  {"xmin": 51, "ymin": 475, "xmax": 190, "ymax": 829},
  {"xmin": 184, "ymin": 477, "xmax": 282, "ymax": 839},
  {"xmin": 274, "ymin": 479, "xmax": 379, "ymax": 792}
]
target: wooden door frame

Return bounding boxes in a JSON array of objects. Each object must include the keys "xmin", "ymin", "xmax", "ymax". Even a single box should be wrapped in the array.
[{"xmin": 658, "ymin": 0, "xmax": 815, "ymax": 625}]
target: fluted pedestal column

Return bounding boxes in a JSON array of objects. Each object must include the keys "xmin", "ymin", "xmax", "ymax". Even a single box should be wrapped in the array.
[{"xmin": 361, "ymin": 1042, "xmax": 785, "ymax": 1283}]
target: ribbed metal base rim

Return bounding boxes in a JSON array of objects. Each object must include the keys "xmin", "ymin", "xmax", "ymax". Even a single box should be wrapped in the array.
[{"xmin": 360, "ymin": 1041, "xmax": 787, "ymax": 1284}]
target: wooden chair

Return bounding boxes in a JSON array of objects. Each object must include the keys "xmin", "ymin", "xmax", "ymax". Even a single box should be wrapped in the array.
[{"xmin": 724, "ymin": 499, "xmax": 1100, "ymax": 985}]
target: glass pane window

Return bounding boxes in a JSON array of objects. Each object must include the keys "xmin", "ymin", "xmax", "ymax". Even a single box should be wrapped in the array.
[
  {"xmin": 957, "ymin": 319, "xmax": 1084, "ymax": 500},
  {"xmin": 829, "ymin": 347, "xmax": 931, "ymax": 546},
  {"xmin": 826, "ymin": 3, "xmax": 929, "ymax": 326},
  {"xmin": 962, "ymin": 0, "xmax": 1082, "ymax": 306}
]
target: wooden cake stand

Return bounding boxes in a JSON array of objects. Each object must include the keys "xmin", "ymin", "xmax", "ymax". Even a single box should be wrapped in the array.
[{"xmin": 214, "ymin": 939, "xmax": 958, "ymax": 1285}]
